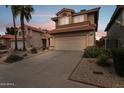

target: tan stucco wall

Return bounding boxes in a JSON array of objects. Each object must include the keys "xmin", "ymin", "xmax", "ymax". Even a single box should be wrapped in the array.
[
  {"xmin": 84, "ymin": 14, "xmax": 88, "ymax": 21},
  {"xmin": 87, "ymin": 13, "xmax": 95, "ymax": 24},
  {"xmin": 56, "ymin": 11, "xmax": 95, "ymax": 26},
  {"xmin": 58, "ymin": 11, "xmax": 72, "ymax": 17},
  {"xmin": 87, "ymin": 31, "xmax": 95, "ymax": 46},
  {"xmin": 16, "ymin": 28, "xmax": 43, "ymax": 49},
  {"xmin": 30, "ymin": 31, "xmax": 43, "ymax": 49}
]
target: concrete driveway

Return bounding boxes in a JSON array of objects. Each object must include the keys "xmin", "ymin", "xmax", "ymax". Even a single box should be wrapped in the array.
[{"xmin": 0, "ymin": 51, "xmax": 95, "ymax": 88}]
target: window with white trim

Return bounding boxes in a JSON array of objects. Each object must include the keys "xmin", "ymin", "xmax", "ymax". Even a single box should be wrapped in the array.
[
  {"xmin": 59, "ymin": 17, "xmax": 69, "ymax": 25},
  {"xmin": 73, "ymin": 15, "xmax": 84, "ymax": 23}
]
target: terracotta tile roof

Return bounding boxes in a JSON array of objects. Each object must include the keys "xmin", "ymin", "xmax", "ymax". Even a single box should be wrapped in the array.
[
  {"xmin": 19, "ymin": 25, "xmax": 45, "ymax": 33},
  {"xmin": 50, "ymin": 23, "xmax": 96, "ymax": 34},
  {"xmin": 11, "ymin": 35, "xmax": 33, "ymax": 41},
  {"xmin": 11, "ymin": 38, "xmax": 22, "ymax": 41},
  {"xmin": 105, "ymin": 5, "xmax": 124, "ymax": 31},
  {"xmin": 24, "ymin": 25, "xmax": 44, "ymax": 33},
  {"xmin": 0, "ymin": 35, "xmax": 15, "ymax": 39}
]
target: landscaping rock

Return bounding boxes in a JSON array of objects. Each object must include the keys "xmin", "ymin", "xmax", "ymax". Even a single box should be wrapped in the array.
[{"xmin": 69, "ymin": 58, "xmax": 124, "ymax": 88}]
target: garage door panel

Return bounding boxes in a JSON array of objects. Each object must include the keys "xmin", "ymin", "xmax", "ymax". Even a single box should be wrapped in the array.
[{"xmin": 55, "ymin": 36, "xmax": 86, "ymax": 51}]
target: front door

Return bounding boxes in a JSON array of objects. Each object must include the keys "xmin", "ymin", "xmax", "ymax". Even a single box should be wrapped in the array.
[{"xmin": 42, "ymin": 39, "xmax": 47, "ymax": 50}]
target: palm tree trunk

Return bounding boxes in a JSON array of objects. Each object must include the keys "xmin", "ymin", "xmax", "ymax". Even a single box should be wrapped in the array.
[
  {"xmin": 12, "ymin": 10, "xmax": 18, "ymax": 51},
  {"xmin": 21, "ymin": 13, "xmax": 26, "ymax": 51}
]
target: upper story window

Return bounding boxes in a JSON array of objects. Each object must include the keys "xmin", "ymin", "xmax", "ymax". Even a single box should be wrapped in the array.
[
  {"xmin": 73, "ymin": 15, "xmax": 84, "ymax": 23},
  {"xmin": 18, "ymin": 31, "xmax": 22, "ymax": 36},
  {"xmin": 18, "ymin": 31, "xmax": 26, "ymax": 36},
  {"xmin": 59, "ymin": 16, "xmax": 69, "ymax": 25}
]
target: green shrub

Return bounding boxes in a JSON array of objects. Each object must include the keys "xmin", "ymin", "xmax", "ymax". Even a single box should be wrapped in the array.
[
  {"xmin": 83, "ymin": 46, "xmax": 112, "ymax": 58},
  {"xmin": 5, "ymin": 55, "xmax": 23, "ymax": 63},
  {"xmin": 111, "ymin": 48, "xmax": 124, "ymax": 77},
  {"xmin": 83, "ymin": 46, "xmax": 101, "ymax": 58},
  {"xmin": 31, "ymin": 48, "xmax": 37, "ymax": 54},
  {"xmin": 100, "ymin": 48, "xmax": 112, "ymax": 58},
  {"xmin": 97, "ymin": 54, "xmax": 110, "ymax": 67}
]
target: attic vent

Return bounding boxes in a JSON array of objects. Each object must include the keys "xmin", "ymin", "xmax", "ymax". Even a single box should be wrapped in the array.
[
  {"xmin": 63, "ymin": 13, "xmax": 68, "ymax": 16},
  {"xmin": 80, "ymin": 9, "xmax": 86, "ymax": 12}
]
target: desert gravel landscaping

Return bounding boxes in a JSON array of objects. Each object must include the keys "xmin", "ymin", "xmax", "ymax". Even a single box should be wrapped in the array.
[{"xmin": 69, "ymin": 58, "xmax": 124, "ymax": 88}]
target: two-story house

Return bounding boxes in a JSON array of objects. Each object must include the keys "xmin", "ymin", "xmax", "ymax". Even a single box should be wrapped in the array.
[
  {"xmin": 11, "ymin": 25, "xmax": 50, "ymax": 50},
  {"xmin": 105, "ymin": 5, "xmax": 124, "ymax": 48},
  {"xmin": 50, "ymin": 7, "xmax": 100, "ymax": 51}
]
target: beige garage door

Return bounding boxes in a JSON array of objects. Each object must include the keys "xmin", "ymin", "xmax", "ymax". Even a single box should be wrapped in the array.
[{"xmin": 55, "ymin": 36, "xmax": 86, "ymax": 51}]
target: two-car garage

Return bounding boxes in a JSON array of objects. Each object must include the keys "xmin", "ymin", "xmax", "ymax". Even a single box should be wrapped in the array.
[
  {"xmin": 50, "ymin": 31, "xmax": 95, "ymax": 51},
  {"xmin": 54, "ymin": 35, "xmax": 87, "ymax": 51}
]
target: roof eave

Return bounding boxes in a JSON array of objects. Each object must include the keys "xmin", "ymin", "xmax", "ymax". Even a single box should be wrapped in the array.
[
  {"xmin": 50, "ymin": 26, "xmax": 96, "ymax": 34},
  {"xmin": 105, "ymin": 5, "xmax": 124, "ymax": 31},
  {"xmin": 94, "ymin": 7, "xmax": 101, "ymax": 31},
  {"xmin": 56, "ymin": 8, "xmax": 75, "ymax": 16}
]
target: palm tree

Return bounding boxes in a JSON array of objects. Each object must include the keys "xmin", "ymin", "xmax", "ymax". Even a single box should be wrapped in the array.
[
  {"xmin": 18, "ymin": 5, "xmax": 34, "ymax": 51},
  {"xmin": 6, "ymin": 5, "xmax": 19, "ymax": 50}
]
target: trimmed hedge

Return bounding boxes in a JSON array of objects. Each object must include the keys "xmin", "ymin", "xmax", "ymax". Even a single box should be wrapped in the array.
[
  {"xmin": 111, "ymin": 48, "xmax": 124, "ymax": 77},
  {"xmin": 5, "ymin": 55, "xmax": 23, "ymax": 63},
  {"xmin": 83, "ymin": 46, "xmax": 112, "ymax": 58},
  {"xmin": 83, "ymin": 46, "xmax": 100, "ymax": 58}
]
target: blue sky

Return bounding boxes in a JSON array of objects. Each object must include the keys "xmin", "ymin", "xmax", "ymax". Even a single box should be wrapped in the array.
[{"xmin": 0, "ymin": 5, "xmax": 116, "ymax": 35}]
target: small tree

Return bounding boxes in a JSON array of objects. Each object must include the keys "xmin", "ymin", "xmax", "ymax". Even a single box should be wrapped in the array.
[{"xmin": 6, "ymin": 27, "xmax": 17, "ymax": 35}]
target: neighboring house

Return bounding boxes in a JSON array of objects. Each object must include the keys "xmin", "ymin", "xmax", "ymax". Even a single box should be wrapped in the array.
[
  {"xmin": 0, "ymin": 35, "xmax": 15, "ymax": 49},
  {"xmin": 96, "ymin": 36, "xmax": 107, "ymax": 48},
  {"xmin": 50, "ymin": 7, "xmax": 100, "ymax": 51},
  {"xmin": 105, "ymin": 5, "xmax": 124, "ymax": 48},
  {"xmin": 11, "ymin": 25, "xmax": 50, "ymax": 50},
  {"xmin": 95, "ymin": 32, "xmax": 106, "ymax": 40}
]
